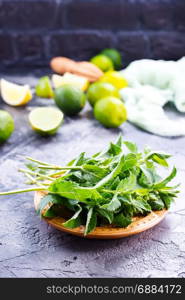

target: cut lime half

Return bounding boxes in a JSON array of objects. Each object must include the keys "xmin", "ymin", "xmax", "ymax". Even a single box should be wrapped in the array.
[{"xmin": 29, "ymin": 107, "xmax": 63, "ymax": 135}]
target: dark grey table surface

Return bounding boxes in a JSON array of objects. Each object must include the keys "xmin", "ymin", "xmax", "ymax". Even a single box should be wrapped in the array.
[{"xmin": 0, "ymin": 72, "xmax": 185, "ymax": 278}]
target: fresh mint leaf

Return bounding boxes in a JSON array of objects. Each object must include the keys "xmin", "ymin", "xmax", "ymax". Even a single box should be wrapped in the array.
[
  {"xmin": 148, "ymin": 197, "xmax": 164, "ymax": 210},
  {"xmin": 63, "ymin": 205, "xmax": 82, "ymax": 229},
  {"xmin": 154, "ymin": 167, "xmax": 177, "ymax": 189},
  {"xmin": 49, "ymin": 179, "xmax": 101, "ymax": 202},
  {"xmin": 124, "ymin": 141, "xmax": 138, "ymax": 153},
  {"xmin": 160, "ymin": 194, "xmax": 174, "ymax": 209},
  {"xmin": 101, "ymin": 195, "xmax": 121, "ymax": 212},
  {"xmin": 37, "ymin": 194, "xmax": 63, "ymax": 216},
  {"xmin": 97, "ymin": 209, "xmax": 114, "ymax": 224},
  {"xmin": 122, "ymin": 153, "xmax": 137, "ymax": 172},
  {"xmin": 84, "ymin": 208, "xmax": 97, "ymax": 235},
  {"xmin": 113, "ymin": 213, "xmax": 132, "ymax": 227},
  {"xmin": 139, "ymin": 165, "xmax": 155, "ymax": 187},
  {"xmin": 146, "ymin": 151, "xmax": 171, "ymax": 167},
  {"xmin": 107, "ymin": 142, "xmax": 122, "ymax": 156},
  {"xmin": 132, "ymin": 198, "xmax": 151, "ymax": 214},
  {"xmin": 117, "ymin": 173, "xmax": 137, "ymax": 193},
  {"xmin": 83, "ymin": 164, "xmax": 108, "ymax": 178},
  {"xmin": 95, "ymin": 154, "xmax": 125, "ymax": 189}
]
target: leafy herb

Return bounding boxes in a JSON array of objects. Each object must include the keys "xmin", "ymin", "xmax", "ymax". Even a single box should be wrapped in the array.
[
  {"xmin": 113, "ymin": 213, "xmax": 132, "ymax": 227},
  {"xmin": 0, "ymin": 135, "xmax": 179, "ymax": 235},
  {"xmin": 85, "ymin": 207, "xmax": 97, "ymax": 235},
  {"xmin": 63, "ymin": 205, "xmax": 82, "ymax": 229}
]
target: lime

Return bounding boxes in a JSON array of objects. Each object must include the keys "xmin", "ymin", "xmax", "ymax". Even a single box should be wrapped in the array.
[
  {"xmin": 54, "ymin": 85, "xmax": 86, "ymax": 116},
  {"xmin": 29, "ymin": 107, "xmax": 63, "ymax": 135},
  {"xmin": 0, "ymin": 110, "xmax": 14, "ymax": 142},
  {"xmin": 90, "ymin": 54, "xmax": 113, "ymax": 72},
  {"xmin": 0, "ymin": 79, "xmax": 32, "ymax": 106},
  {"xmin": 87, "ymin": 82, "xmax": 119, "ymax": 107},
  {"xmin": 35, "ymin": 76, "xmax": 54, "ymax": 98},
  {"xmin": 52, "ymin": 73, "xmax": 89, "ymax": 91},
  {"xmin": 99, "ymin": 71, "xmax": 128, "ymax": 90},
  {"xmin": 94, "ymin": 96, "xmax": 127, "ymax": 128},
  {"xmin": 101, "ymin": 48, "xmax": 122, "ymax": 70}
]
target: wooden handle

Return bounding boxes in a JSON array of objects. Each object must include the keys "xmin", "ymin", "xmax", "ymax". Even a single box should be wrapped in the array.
[
  {"xmin": 77, "ymin": 62, "xmax": 103, "ymax": 77},
  {"xmin": 50, "ymin": 57, "xmax": 76, "ymax": 74},
  {"xmin": 50, "ymin": 57, "xmax": 103, "ymax": 82}
]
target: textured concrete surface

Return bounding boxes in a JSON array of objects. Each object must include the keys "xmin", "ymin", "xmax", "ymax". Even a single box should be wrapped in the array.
[{"xmin": 0, "ymin": 72, "xmax": 185, "ymax": 278}]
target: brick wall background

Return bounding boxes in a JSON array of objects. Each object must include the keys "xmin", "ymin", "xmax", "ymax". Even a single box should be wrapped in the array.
[{"xmin": 0, "ymin": 0, "xmax": 185, "ymax": 70}]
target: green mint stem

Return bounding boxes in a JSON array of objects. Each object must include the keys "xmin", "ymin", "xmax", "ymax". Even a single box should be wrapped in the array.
[
  {"xmin": 38, "ymin": 166, "xmax": 82, "ymax": 171},
  {"xmin": 0, "ymin": 187, "xmax": 46, "ymax": 196},
  {"xmin": 26, "ymin": 156, "xmax": 53, "ymax": 166},
  {"xmin": 49, "ymin": 170, "xmax": 66, "ymax": 177},
  {"xmin": 19, "ymin": 168, "xmax": 53, "ymax": 181}
]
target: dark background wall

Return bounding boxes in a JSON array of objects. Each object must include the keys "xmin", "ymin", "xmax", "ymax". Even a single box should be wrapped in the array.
[{"xmin": 0, "ymin": 0, "xmax": 185, "ymax": 70}]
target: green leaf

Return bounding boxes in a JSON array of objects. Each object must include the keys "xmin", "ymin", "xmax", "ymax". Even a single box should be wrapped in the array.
[
  {"xmin": 101, "ymin": 195, "xmax": 121, "ymax": 212},
  {"xmin": 108, "ymin": 176, "xmax": 120, "ymax": 190},
  {"xmin": 122, "ymin": 153, "xmax": 137, "ymax": 172},
  {"xmin": 25, "ymin": 162, "xmax": 37, "ymax": 171},
  {"xmin": 43, "ymin": 206, "xmax": 58, "ymax": 218},
  {"xmin": 116, "ymin": 173, "xmax": 136, "ymax": 193},
  {"xmin": 83, "ymin": 164, "xmax": 108, "ymax": 178},
  {"xmin": 85, "ymin": 208, "xmax": 97, "ymax": 235},
  {"xmin": 146, "ymin": 151, "xmax": 171, "ymax": 167},
  {"xmin": 49, "ymin": 179, "xmax": 101, "ymax": 203},
  {"xmin": 113, "ymin": 213, "xmax": 132, "ymax": 227},
  {"xmin": 146, "ymin": 151, "xmax": 171, "ymax": 159},
  {"xmin": 160, "ymin": 194, "xmax": 174, "ymax": 209},
  {"xmin": 148, "ymin": 197, "xmax": 164, "ymax": 210},
  {"xmin": 139, "ymin": 165, "xmax": 155, "ymax": 187},
  {"xmin": 95, "ymin": 154, "xmax": 125, "ymax": 189},
  {"xmin": 107, "ymin": 142, "xmax": 122, "ymax": 156},
  {"xmin": 154, "ymin": 167, "xmax": 177, "ymax": 189},
  {"xmin": 37, "ymin": 194, "xmax": 63, "ymax": 216},
  {"xmin": 132, "ymin": 198, "xmax": 151, "ymax": 214},
  {"xmin": 97, "ymin": 209, "xmax": 114, "ymax": 224},
  {"xmin": 63, "ymin": 205, "xmax": 82, "ymax": 229},
  {"xmin": 100, "ymin": 178, "xmax": 130, "ymax": 212},
  {"xmin": 115, "ymin": 134, "xmax": 123, "ymax": 148},
  {"xmin": 92, "ymin": 151, "xmax": 101, "ymax": 158},
  {"xmin": 124, "ymin": 141, "xmax": 138, "ymax": 153},
  {"xmin": 74, "ymin": 152, "xmax": 86, "ymax": 166}
]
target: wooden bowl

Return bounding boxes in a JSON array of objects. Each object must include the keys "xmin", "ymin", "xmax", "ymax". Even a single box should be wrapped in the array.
[{"xmin": 34, "ymin": 191, "xmax": 168, "ymax": 239}]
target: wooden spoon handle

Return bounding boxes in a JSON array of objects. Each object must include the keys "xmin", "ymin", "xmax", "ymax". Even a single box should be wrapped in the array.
[
  {"xmin": 77, "ymin": 62, "xmax": 103, "ymax": 77},
  {"xmin": 50, "ymin": 57, "xmax": 103, "ymax": 82},
  {"xmin": 50, "ymin": 57, "xmax": 76, "ymax": 74},
  {"xmin": 69, "ymin": 66, "xmax": 101, "ymax": 82}
]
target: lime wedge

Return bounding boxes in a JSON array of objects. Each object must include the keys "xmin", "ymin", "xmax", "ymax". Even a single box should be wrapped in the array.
[
  {"xmin": 52, "ymin": 73, "xmax": 89, "ymax": 91},
  {"xmin": 29, "ymin": 107, "xmax": 63, "ymax": 135},
  {"xmin": 0, "ymin": 79, "xmax": 32, "ymax": 106},
  {"xmin": 35, "ymin": 76, "xmax": 54, "ymax": 98}
]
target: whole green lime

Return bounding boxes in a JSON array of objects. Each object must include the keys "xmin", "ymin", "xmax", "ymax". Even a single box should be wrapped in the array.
[
  {"xmin": 90, "ymin": 54, "xmax": 113, "ymax": 72},
  {"xmin": 101, "ymin": 48, "xmax": 122, "ymax": 70},
  {"xmin": 0, "ymin": 110, "xmax": 14, "ymax": 143},
  {"xmin": 94, "ymin": 97, "xmax": 127, "ymax": 128},
  {"xmin": 54, "ymin": 85, "xmax": 86, "ymax": 116},
  {"xmin": 87, "ymin": 82, "xmax": 119, "ymax": 107}
]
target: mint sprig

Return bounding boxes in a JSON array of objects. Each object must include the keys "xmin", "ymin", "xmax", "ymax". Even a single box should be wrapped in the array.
[{"xmin": 0, "ymin": 135, "xmax": 179, "ymax": 235}]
